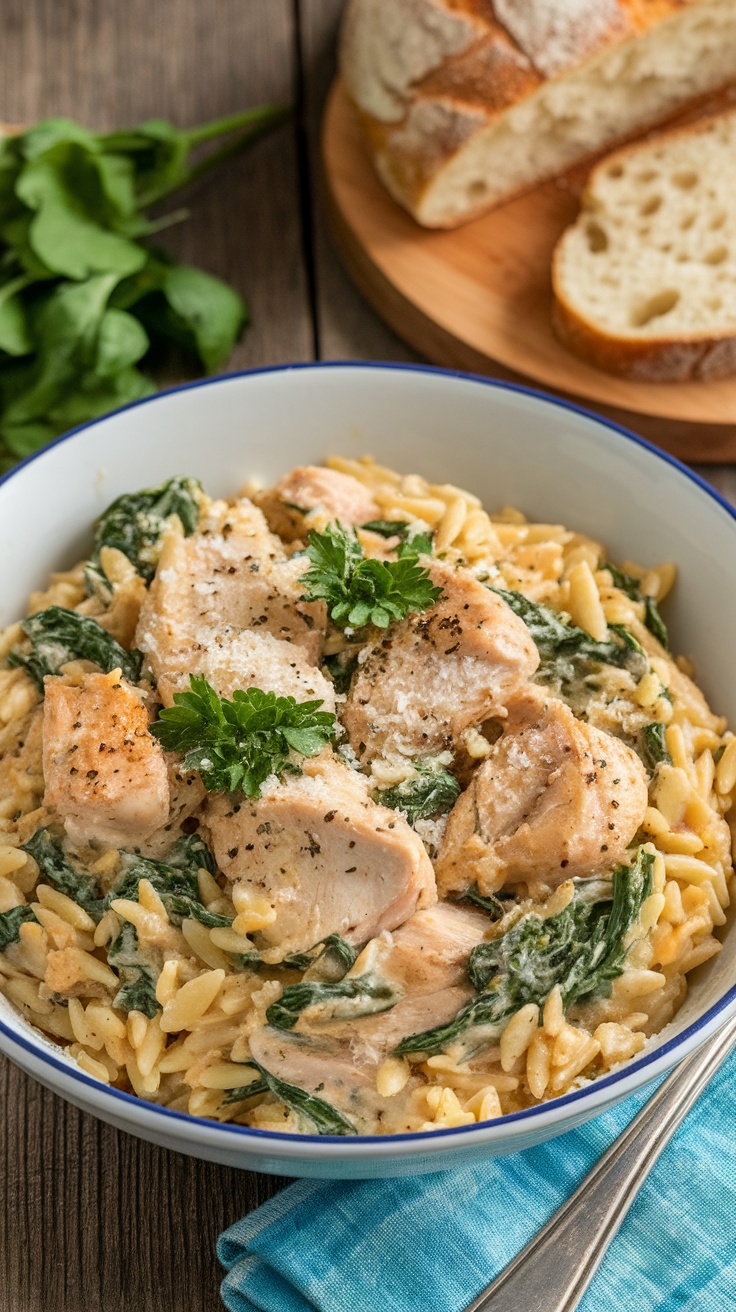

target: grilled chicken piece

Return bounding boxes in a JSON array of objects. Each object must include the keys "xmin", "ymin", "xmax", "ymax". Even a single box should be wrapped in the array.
[
  {"xmin": 42, "ymin": 671, "xmax": 169, "ymax": 850},
  {"xmin": 245, "ymin": 903, "xmax": 490, "ymax": 1130},
  {"xmin": 294, "ymin": 901, "xmax": 489, "ymax": 1052},
  {"xmin": 135, "ymin": 498, "xmax": 325, "ymax": 704},
  {"xmin": 155, "ymin": 628, "xmax": 336, "ymax": 713},
  {"xmin": 343, "ymin": 560, "xmax": 539, "ymax": 763},
  {"xmin": 206, "ymin": 753, "xmax": 437, "ymax": 959},
  {"xmin": 255, "ymin": 465, "xmax": 380, "ymax": 542},
  {"xmin": 436, "ymin": 687, "xmax": 649, "ymax": 898}
]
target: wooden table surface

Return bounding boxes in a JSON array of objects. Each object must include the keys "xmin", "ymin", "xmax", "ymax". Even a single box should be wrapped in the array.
[{"xmin": 0, "ymin": 4, "xmax": 734, "ymax": 1309}]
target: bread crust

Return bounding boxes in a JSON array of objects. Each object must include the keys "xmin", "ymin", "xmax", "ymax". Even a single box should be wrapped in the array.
[
  {"xmin": 340, "ymin": 0, "xmax": 736, "ymax": 227},
  {"xmin": 552, "ymin": 296, "xmax": 736, "ymax": 383},
  {"xmin": 551, "ymin": 109, "xmax": 736, "ymax": 384}
]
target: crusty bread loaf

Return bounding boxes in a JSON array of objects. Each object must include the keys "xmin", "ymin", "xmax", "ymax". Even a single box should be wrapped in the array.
[
  {"xmin": 340, "ymin": 0, "xmax": 736, "ymax": 229},
  {"xmin": 552, "ymin": 110, "xmax": 736, "ymax": 382}
]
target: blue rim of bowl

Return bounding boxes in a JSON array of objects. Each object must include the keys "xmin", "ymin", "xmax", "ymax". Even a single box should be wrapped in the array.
[{"xmin": 1, "ymin": 358, "xmax": 735, "ymax": 1150}]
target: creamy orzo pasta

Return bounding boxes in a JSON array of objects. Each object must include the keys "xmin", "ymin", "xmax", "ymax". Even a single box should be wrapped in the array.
[{"xmin": 0, "ymin": 456, "xmax": 732, "ymax": 1135}]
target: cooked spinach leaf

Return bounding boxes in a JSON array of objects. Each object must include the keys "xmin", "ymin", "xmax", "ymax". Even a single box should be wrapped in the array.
[
  {"xmin": 377, "ymin": 759, "xmax": 460, "ymax": 826},
  {"xmin": 492, "ymin": 588, "xmax": 648, "ymax": 704},
  {"xmin": 606, "ymin": 562, "xmax": 670, "ymax": 651},
  {"xmin": 0, "ymin": 903, "xmax": 38, "ymax": 951},
  {"xmin": 107, "ymin": 921, "xmax": 160, "ymax": 1018},
  {"xmin": 396, "ymin": 849, "xmax": 653, "ymax": 1058},
  {"xmin": 85, "ymin": 474, "xmax": 202, "ymax": 595},
  {"xmin": 22, "ymin": 828, "xmax": 105, "ymax": 921},
  {"xmin": 238, "ymin": 1059, "xmax": 357, "ymax": 1135},
  {"xmin": 221, "ymin": 1076, "xmax": 270, "ymax": 1106},
  {"xmin": 639, "ymin": 722, "xmax": 671, "ymax": 771},
  {"xmin": 361, "ymin": 519, "xmax": 411, "ymax": 538},
  {"xmin": 107, "ymin": 834, "xmax": 230, "ymax": 928},
  {"xmin": 462, "ymin": 887, "xmax": 507, "ymax": 920},
  {"xmin": 240, "ymin": 934, "xmax": 358, "ymax": 979},
  {"xmin": 7, "ymin": 605, "xmax": 142, "ymax": 689},
  {"xmin": 266, "ymin": 971, "xmax": 400, "ymax": 1032}
]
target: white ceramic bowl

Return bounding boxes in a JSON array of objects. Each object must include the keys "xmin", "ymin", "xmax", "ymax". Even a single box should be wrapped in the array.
[{"xmin": 1, "ymin": 363, "xmax": 735, "ymax": 1179}]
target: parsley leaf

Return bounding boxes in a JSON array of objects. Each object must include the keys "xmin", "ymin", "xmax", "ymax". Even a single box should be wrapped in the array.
[
  {"xmin": 300, "ymin": 521, "xmax": 441, "ymax": 631},
  {"xmin": 151, "ymin": 675, "xmax": 335, "ymax": 797}
]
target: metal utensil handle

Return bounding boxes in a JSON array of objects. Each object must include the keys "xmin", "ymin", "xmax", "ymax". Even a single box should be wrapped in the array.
[{"xmin": 463, "ymin": 1011, "xmax": 736, "ymax": 1312}]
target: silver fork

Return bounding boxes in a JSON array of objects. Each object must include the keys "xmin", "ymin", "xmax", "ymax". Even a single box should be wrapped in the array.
[{"xmin": 463, "ymin": 1010, "xmax": 736, "ymax": 1312}]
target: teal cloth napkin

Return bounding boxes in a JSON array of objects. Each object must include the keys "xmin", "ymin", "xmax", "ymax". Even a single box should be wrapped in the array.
[{"xmin": 218, "ymin": 1049, "xmax": 736, "ymax": 1312}]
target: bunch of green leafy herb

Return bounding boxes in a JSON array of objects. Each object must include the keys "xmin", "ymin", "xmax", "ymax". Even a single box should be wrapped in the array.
[
  {"xmin": 0, "ymin": 106, "xmax": 287, "ymax": 469},
  {"xmin": 151, "ymin": 675, "xmax": 335, "ymax": 796},
  {"xmin": 107, "ymin": 834, "xmax": 231, "ymax": 929},
  {"xmin": 0, "ymin": 904, "xmax": 38, "ymax": 952},
  {"xmin": 107, "ymin": 921, "xmax": 160, "ymax": 1018},
  {"xmin": 396, "ymin": 849, "xmax": 653, "ymax": 1058},
  {"xmin": 377, "ymin": 758, "xmax": 460, "ymax": 825},
  {"xmin": 493, "ymin": 587, "xmax": 648, "ymax": 695},
  {"xmin": 300, "ymin": 521, "xmax": 441, "ymax": 631},
  {"xmin": 7, "ymin": 605, "xmax": 143, "ymax": 689},
  {"xmin": 224, "ymin": 1059, "xmax": 357, "ymax": 1135},
  {"xmin": 85, "ymin": 475, "xmax": 202, "ymax": 597},
  {"xmin": 22, "ymin": 829, "xmax": 106, "ymax": 920},
  {"xmin": 606, "ymin": 563, "xmax": 670, "ymax": 650}
]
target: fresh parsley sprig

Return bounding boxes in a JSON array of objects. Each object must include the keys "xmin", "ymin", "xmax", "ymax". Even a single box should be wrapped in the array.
[
  {"xmin": 151, "ymin": 676, "xmax": 335, "ymax": 796},
  {"xmin": 300, "ymin": 521, "xmax": 441, "ymax": 631}
]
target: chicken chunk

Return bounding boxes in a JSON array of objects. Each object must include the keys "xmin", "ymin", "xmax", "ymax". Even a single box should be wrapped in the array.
[
  {"xmin": 42, "ymin": 671, "xmax": 169, "ymax": 850},
  {"xmin": 245, "ymin": 903, "xmax": 490, "ymax": 1130},
  {"xmin": 154, "ymin": 628, "xmax": 337, "ymax": 712},
  {"xmin": 293, "ymin": 902, "xmax": 489, "ymax": 1053},
  {"xmin": 255, "ymin": 465, "xmax": 380, "ymax": 542},
  {"xmin": 206, "ymin": 753, "xmax": 436, "ymax": 959},
  {"xmin": 436, "ymin": 687, "xmax": 649, "ymax": 898},
  {"xmin": 343, "ymin": 560, "xmax": 539, "ymax": 764},
  {"xmin": 135, "ymin": 498, "xmax": 325, "ymax": 704}
]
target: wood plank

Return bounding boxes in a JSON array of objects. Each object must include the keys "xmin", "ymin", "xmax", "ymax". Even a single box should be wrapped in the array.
[
  {"xmin": 0, "ymin": 3, "xmax": 307, "ymax": 1308},
  {"xmin": 298, "ymin": 0, "xmax": 419, "ymax": 364}
]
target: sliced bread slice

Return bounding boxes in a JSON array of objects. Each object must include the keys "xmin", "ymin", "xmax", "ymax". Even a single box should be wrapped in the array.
[{"xmin": 552, "ymin": 109, "xmax": 736, "ymax": 382}]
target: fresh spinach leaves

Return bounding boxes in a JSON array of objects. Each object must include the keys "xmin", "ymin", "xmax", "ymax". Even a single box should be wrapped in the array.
[{"xmin": 0, "ymin": 107, "xmax": 288, "ymax": 470}]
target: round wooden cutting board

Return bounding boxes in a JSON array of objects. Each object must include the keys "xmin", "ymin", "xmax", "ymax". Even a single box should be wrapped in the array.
[{"xmin": 322, "ymin": 80, "xmax": 736, "ymax": 461}]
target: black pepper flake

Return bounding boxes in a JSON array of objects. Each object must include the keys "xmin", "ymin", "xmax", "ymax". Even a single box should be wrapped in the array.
[
  {"xmin": 345, "ymin": 867, "xmax": 357, "ymax": 873},
  {"xmin": 86, "ymin": 769, "xmax": 98, "ymax": 780},
  {"xmin": 228, "ymin": 847, "xmax": 239, "ymax": 859},
  {"xmin": 245, "ymin": 843, "xmax": 254, "ymax": 851},
  {"xmin": 611, "ymin": 800, "xmax": 619, "ymax": 809},
  {"xmin": 324, "ymin": 810, "xmax": 337, "ymax": 823}
]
